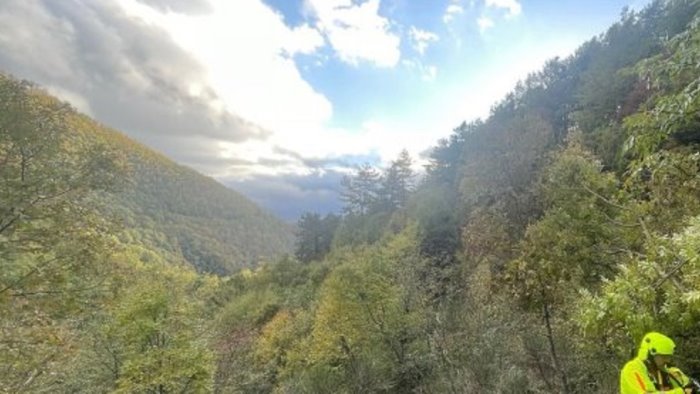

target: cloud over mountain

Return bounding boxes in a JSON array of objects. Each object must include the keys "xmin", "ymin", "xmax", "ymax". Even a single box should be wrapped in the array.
[{"xmin": 0, "ymin": 0, "xmax": 268, "ymax": 167}]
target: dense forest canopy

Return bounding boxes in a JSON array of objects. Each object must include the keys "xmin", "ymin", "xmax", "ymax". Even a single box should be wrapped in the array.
[{"xmin": 2, "ymin": 0, "xmax": 700, "ymax": 392}]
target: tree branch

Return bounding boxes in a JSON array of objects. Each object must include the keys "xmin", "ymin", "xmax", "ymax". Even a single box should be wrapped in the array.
[
  {"xmin": 652, "ymin": 259, "xmax": 688, "ymax": 291},
  {"xmin": 581, "ymin": 184, "xmax": 630, "ymax": 211}
]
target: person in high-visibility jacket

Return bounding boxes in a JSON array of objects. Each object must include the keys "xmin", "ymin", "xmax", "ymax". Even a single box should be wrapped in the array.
[{"xmin": 620, "ymin": 332, "xmax": 693, "ymax": 394}]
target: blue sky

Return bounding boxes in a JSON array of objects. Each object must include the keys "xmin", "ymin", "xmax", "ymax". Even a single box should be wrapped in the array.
[
  {"xmin": 272, "ymin": 0, "xmax": 647, "ymax": 132},
  {"xmin": 0, "ymin": 0, "xmax": 651, "ymax": 220}
]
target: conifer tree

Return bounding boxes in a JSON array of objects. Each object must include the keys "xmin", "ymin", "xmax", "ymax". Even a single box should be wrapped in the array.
[{"xmin": 340, "ymin": 163, "xmax": 380, "ymax": 215}]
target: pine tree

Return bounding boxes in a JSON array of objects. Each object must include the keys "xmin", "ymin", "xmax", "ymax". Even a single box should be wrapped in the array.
[
  {"xmin": 295, "ymin": 212, "xmax": 340, "ymax": 263},
  {"xmin": 340, "ymin": 163, "xmax": 380, "ymax": 215},
  {"xmin": 378, "ymin": 150, "xmax": 414, "ymax": 212}
]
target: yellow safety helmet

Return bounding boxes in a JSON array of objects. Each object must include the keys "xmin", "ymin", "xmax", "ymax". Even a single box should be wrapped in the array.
[{"xmin": 641, "ymin": 332, "xmax": 676, "ymax": 358}]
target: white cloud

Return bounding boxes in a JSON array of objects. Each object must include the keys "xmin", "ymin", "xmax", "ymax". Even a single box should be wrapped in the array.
[
  {"xmin": 355, "ymin": 120, "xmax": 436, "ymax": 168},
  {"xmin": 402, "ymin": 59, "xmax": 438, "ymax": 82},
  {"xmin": 477, "ymin": 16, "xmax": 494, "ymax": 32},
  {"xmin": 283, "ymin": 24, "xmax": 326, "ymax": 55},
  {"xmin": 116, "ymin": 0, "xmax": 333, "ymax": 162},
  {"xmin": 485, "ymin": 0, "xmax": 521, "ymax": 17},
  {"xmin": 306, "ymin": 0, "xmax": 400, "ymax": 67},
  {"xmin": 409, "ymin": 26, "xmax": 439, "ymax": 55},
  {"xmin": 443, "ymin": 3, "xmax": 464, "ymax": 24},
  {"xmin": 112, "ymin": 0, "xmax": 406, "ymax": 179}
]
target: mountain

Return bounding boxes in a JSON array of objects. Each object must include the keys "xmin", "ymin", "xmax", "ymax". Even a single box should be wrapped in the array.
[
  {"xmin": 96, "ymin": 127, "xmax": 296, "ymax": 274},
  {"xmin": 1, "ymin": 73, "xmax": 295, "ymax": 274},
  {"xmin": 4, "ymin": 1, "xmax": 700, "ymax": 392}
]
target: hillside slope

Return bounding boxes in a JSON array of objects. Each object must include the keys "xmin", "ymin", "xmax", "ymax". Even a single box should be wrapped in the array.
[
  {"xmin": 208, "ymin": 1, "xmax": 700, "ymax": 392},
  {"xmin": 2, "ymin": 74, "xmax": 295, "ymax": 274}
]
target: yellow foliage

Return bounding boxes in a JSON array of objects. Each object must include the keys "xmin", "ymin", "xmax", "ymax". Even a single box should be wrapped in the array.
[{"xmin": 255, "ymin": 310, "xmax": 294, "ymax": 364}]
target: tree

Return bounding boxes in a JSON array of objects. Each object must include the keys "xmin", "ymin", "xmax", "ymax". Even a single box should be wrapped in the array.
[
  {"xmin": 424, "ymin": 122, "xmax": 471, "ymax": 187},
  {"xmin": 62, "ymin": 258, "xmax": 219, "ymax": 393},
  {"xmin": 507, "ymin": 135, "xmax": 621, "ymax": 392},
  {"xmin": 300, "ymin": 230, "xmax": 428, "ymax": 392},
  {"xmin": 577, "ymin": 215, "xmax": 700, "ymax": 387},
  {"xmin": 295, "ymin": 212, "xmax": 340, "ymax": 263},
  {"xmin": 377, "ymin": 150, "xmax": 414, "ymax": 212},
  {"xmin": 111, "ymin": 265, "xmax": 216, "ymax": 393},
  {"xmin": 340, "ymin": 163, "xmax": 380, "ymax": 215},
  {"xmin": 458, "ymin": 113, "xmax": 554, "ymax": 233},
  {"xmin": 0, "ymin": 76, "xmax": 126, "ymax": 391}
]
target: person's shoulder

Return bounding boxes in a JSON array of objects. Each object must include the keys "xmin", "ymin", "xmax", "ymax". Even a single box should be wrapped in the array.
[{"xmin": 621, "ymin": 357, "xmax": 645, "ymax": 373}]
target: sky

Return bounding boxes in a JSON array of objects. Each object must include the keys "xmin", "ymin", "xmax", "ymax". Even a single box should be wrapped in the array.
[{"xmin": 0, "ymin": 0, "xmax": 651, "ymax": 220}]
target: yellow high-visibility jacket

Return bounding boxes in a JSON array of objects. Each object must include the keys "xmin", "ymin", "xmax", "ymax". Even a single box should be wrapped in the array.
[{"xmin": 620, "ymin": 357, "xmax": 690, "ymax": 394}]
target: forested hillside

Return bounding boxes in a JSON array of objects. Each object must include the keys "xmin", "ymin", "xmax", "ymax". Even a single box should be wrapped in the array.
[
  {"xmin": 97, "ymin": 128, "xmax": 295, "ymax": 274},
  {"xmin": 0, "ymin": 75, "xmax": 295, "ymax": 392},
  {"xmin": 0, "ymin": 78, "xmax": 294, "ymax": 275},
  {"xmin": 216, "ymin": 1, "xmax": 700, "ymax": 392},
  {"xmin": 2, "ymin": 0, "xmax": 700, "ymax": 392}
]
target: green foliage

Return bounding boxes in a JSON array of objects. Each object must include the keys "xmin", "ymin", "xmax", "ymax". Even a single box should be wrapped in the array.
[
  {"xmin": 212, "ymin": 257, "xmax": 331, "ymax": 391},
  {"xmin": 407, "ymin": 185, "xmax": 463, "ymax": 298},
  {"xmin": 333, "ymin": 151, "xmax": 416, "ymax": 251},
  {"xmin": 332, "ymin": 211, "xmax": 392, "ymax": 248},
  {"xmin": 502, "ymin": 137, "xmax": 627, "ymax": 391},
  {"xmin": 5, "ymin": 1, "xmax": 700, "ymax": 392},
  {"xmin": 578, "ymin": 216, "xmax": 700, "ymax": 381},
  {"xmin": 424, "ymin": 122, "xmax": 471, "ymax": 187},
  {"xmin": 295, "ymin": 212, "xmax": 340, "ymax": 263},
  {"xmin": 298, "ymin": 229, "xmax": 429, "ymax": 393},
  {"xmin": 461, "ymin": 207, "xmax": 513, "ymax": 270},
  {"xmin": 340, "ymin": 163, "xmax": 380, "ymax": 216},
  {"xmin": 57, "ymin": 256, "xmax": 220, "ymax": 393},
  {"xmin": 458, "ymin": 113, "xmax": 554, "ymax": 231},
  {"xmin": 0, "ymin": 76, "xmax": 125, "ymax": 392},
  {"xmin": 0, "ymin": 72, "xmax": 293, "ymax": 392},
  {"xmin": 624, "ymin": 12, "xmax": 700, "ymax": 158},
  {"xmin": 0, "ymin": 72, "xmax": 294, "ymax": 278},
  {"xmin": 110, "ymin": 263, "xmax": 216, "ymax": 393},
  {"xmin": 509, "ymin": 136, "xmax": 620, "ymax": 303},
  {"xmin": 419, "ymin": 263, "xmax": 546, "ymax": 393},
  {"xmin": 101, "ymin": 147, "xmax": 295, "ymax": 273},
  {"xmin": 211, "ymin": 3, "xmax": 700, "ymax": 392},
  {"xmin": 620, "ymin": 150, "xmax": 700, "ymax": 240},
  {"xmin": 376, "ymin": 149, "xmax": 414, "ymax": 212}
]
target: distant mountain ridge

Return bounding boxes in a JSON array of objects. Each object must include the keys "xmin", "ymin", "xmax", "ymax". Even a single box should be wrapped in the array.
[{"xmin": 3, "ymin": 73, "xmax": 295, "ymax": 274}]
